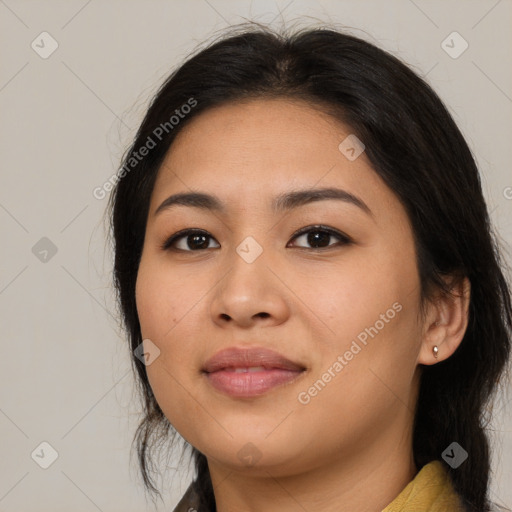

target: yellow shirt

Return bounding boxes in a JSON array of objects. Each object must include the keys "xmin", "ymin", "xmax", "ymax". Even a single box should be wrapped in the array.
[
  {"xmin": 172, "ymin": 460, "xmax": 465, "ymax": 512},
  {"xmin": 382, "ymin": 460, "xmax": 465, "ymax": 511}
]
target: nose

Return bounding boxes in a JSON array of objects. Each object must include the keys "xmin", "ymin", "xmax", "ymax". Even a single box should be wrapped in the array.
[{"xmin": 209, "ymin": 246, "xmax": 290, "ymax": 329}]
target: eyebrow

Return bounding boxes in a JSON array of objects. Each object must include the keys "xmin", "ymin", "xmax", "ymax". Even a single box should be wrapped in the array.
[{"xmin": 154, "ymin": 187, "xmax": 373, "ymax": 218}]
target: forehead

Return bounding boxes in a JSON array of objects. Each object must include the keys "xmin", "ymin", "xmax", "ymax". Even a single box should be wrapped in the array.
[
  {"xmin": 150, "ymin": 98, "xmax": 401, "ymax": 222},
  {"xmin": 159, "ymin": 98, "xmax": 348, "ymax": 179}
]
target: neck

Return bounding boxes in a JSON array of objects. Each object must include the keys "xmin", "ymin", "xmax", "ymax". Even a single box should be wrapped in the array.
[{"xmin": 208, "ymin": 423, "xmax": 417, "ymax": 512}]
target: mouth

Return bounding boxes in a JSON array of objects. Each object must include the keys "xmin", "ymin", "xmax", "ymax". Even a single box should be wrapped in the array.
[{"xmin": 202, "ymin": 346, "xmax": 307, "ymax": 398}]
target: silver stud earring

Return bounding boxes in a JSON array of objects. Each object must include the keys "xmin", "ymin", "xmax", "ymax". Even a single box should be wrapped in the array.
[{"xmin": 433, "ymin": 320, "xmax": 440, "ymax": 358}]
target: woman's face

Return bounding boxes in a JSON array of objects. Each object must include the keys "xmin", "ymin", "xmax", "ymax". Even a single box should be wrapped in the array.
[{"xmin": 136, "ymin": 98, "xmax": 427, "ymax": 476}]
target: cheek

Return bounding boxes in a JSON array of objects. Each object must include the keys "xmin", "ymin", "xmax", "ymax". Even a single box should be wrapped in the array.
[
  {"xmin": 135, "ymin": 258, "xmax": 200, "ymax": 381},
  {"xmin": 294, "ymin": 289, "xmax": 420, "ymax": 448},
  {"xmin": 135, "ymin": 255, "xmax": 201, "ymax": 341},
  {"xmin": 293, "ymin": 252, "xmax": 406, "ymax": 339},
  {"xmin": 136, "ymin": 258, "xmax": 164, "ymax": 339},
  {"xmin": 303, "ymin": 242, "xmax": 421, "ymax": 374},
  {"xmin": 135, "ymin": 258, "xmax": 207, "ymax": 435}
]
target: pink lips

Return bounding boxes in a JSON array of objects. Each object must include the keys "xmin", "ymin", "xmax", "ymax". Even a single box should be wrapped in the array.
[{"xmin": 202, "ymin": 347, "xmax": 306, "ymax": 398}]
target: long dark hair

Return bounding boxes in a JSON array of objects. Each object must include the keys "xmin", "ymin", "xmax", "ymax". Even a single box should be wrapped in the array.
[{"xmin": 107, "ymin": 23, "xmax": 512, "ymax": 512}]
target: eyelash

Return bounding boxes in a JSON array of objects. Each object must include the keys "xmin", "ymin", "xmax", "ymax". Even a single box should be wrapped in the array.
[{"xmin": 160, "ymin": 225, "xmax": 352, "ymax": 252}]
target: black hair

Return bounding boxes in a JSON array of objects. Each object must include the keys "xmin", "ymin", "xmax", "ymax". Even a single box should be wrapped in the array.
[{"xmin": 108, "ymin": 23, "xmax": 512, "ymax": 512}]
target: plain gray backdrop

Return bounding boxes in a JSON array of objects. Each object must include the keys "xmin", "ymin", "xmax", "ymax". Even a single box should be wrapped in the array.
[{"xmin": 1, "ymin": 1, "xmax": 511, "ymax": 511}]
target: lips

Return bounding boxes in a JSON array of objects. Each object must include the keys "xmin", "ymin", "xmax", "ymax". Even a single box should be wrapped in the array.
[
  {"xmin": 202, "ymin": 347, "xmax": 305, "ymax": 373},
  {"xmin": 202, "ymin": 347, "xmax": 306, "ymax": 398}
]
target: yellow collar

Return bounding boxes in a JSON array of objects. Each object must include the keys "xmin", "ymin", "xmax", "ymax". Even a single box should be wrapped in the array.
[{"xmin": 382, "ymin": 460, "xmax": 465, "ymax": 511}]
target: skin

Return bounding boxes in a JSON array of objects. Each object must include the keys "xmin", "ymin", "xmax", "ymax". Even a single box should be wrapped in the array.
[{"xmin": 135, "ymin": 98, "xmax": 470, "ymax": 512}]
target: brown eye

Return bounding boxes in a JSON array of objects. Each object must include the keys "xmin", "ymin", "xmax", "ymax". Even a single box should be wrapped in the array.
[
  {"xmin": 288, "ymin": 226, "xmax": 351, "ymax": 250},
  {"xmin": 162, "ymin": 229, "xmax": 220, "ymax": 251}
]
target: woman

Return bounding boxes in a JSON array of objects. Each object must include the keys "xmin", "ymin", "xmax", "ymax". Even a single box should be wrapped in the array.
[{"xmin": 108, "ymin": 24, "xmax": 512, "ymax": 512}]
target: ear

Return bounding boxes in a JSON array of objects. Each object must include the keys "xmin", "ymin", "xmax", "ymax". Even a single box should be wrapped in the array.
[{"xmin": 417, "ymin": 276, "xmax": 471, "ymax": 365}]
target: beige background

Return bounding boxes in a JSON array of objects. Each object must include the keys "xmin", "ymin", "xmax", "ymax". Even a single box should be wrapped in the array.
[{"xmin": 1, "ymin": 1, "xmax": 511, "ymax": 510}]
